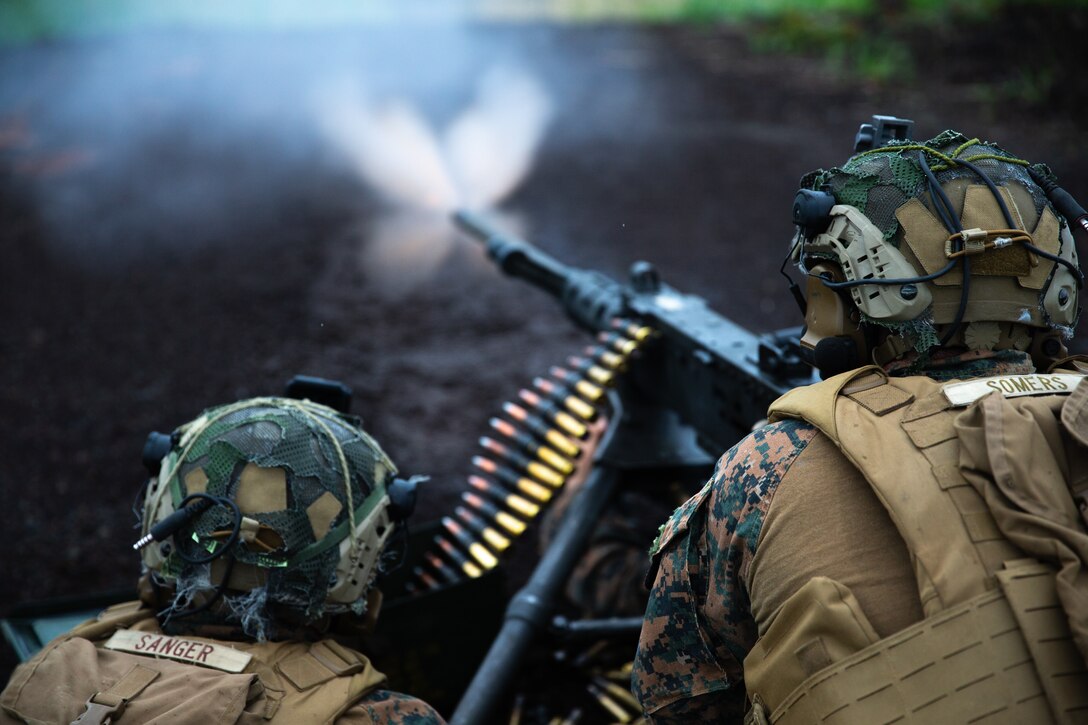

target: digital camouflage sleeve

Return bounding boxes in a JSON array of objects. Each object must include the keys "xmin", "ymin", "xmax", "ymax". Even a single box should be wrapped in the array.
[
  {"xmin": 631, "ymin": 419, "xmax": 817, "ymax": 723},
  {"xmin": 342, "ymin": 689, "xmax": 446, "ymax": 724}
]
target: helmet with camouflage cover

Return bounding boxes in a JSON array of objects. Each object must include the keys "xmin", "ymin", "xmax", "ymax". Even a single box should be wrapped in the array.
[
  {"xmin": 138, "ymin": 396, "xmax": 410, "ymax": 639},
  {"xmin": 791, "ymin": 125, "xmax": 1082, "ymax": 378}
]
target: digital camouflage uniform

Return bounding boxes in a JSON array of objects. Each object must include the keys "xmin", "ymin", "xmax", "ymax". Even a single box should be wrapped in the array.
[
  {"xmin": 632, "ymin": 351, "xmax": 1039, "ymax": 723},
  {"xmin": 349, "ymin": 690, "xmax": 444, "ymax": 724}
]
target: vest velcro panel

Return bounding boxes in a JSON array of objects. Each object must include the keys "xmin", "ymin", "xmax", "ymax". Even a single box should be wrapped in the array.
[
  {"xmin": 998, "ymin": 560, "xmax": 1088, "ymax": 724},
  {"xmin": 763, "ymin": 579, "xmax": 1053, "ymax": 724}
]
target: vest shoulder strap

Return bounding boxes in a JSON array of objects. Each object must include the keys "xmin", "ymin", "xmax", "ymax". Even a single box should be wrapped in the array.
[
  {"xmin": 767, "ymin": 366, "xmax": 885, "ymax": 435},
  {"xmin": 769, "ymin": 371, "xmax": 1020, "ymax": 614},
  {"xmin": 249, "ymin": 638, "xmax": 387, "ymax": 723}
]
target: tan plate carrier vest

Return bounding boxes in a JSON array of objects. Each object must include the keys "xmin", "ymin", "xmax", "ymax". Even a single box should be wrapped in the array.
[
  {"xmin": 0, "ymin": 601, "xmax": 387, "ymax": 725},
  {"xmin": 743, "ymin": 365, "xmax": 1088, "ymax": 725}
]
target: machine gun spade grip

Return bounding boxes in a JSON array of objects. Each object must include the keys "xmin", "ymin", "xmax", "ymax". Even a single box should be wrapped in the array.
[{"xmin": 454, "ymin": 210, "xmax": 626, "ymax": 334}]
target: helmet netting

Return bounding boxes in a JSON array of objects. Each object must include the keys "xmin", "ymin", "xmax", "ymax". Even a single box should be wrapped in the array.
[
  {"xmin": 153, "ymin": 398, "xmax": 394, "ymax": 626},
  {"xmin": 862, "ymin": 309, "xmax": 941, "ymax": 354},
  {"xmin": 808, "ymin": 131, "xmax": 1043, "ymax": 244},
  {"xmin": 802, "ymin": 131, "xmax": 1056, "ymax": 353}
]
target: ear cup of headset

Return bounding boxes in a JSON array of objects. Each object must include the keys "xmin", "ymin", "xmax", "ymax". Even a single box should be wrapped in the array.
[{"xmin": 799, "ymin": 263, "xmax": 867, "ymax": 377}]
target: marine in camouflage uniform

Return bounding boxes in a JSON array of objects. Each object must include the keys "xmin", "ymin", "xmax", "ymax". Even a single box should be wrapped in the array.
[
  {"xmin": 634, "ymin": 130, "xmax": 1088, "ymax": 723},
  {"xmin": 1, "ymin": 397, "xmax": 445, "ymax": 724}
]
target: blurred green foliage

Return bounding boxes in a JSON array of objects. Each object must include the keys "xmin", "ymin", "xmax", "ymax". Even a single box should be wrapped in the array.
[
  {"xmin": 737, "ymin": 0, "xmax": 1083, "ymax": 95},
  {"xmin": 0, "ymin": 0, "xmax": 1083, "ymax": 111},
  {"xmin": 747, "ymin": 10, "xmax": 914, "ymax": 85},
  {"xmin": 2, "ymin": 0, "xmax": 1086, "ymax": 44}
]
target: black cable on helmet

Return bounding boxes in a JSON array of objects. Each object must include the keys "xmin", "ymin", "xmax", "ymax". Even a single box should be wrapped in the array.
[
  {"xmin": 919, "ymin": 151, "xmax": 962, "ymax": 235},
  {"xmin": 816, "ymin": 151, "xmax": 965, "ymax": 292},
  {"xmin": 781, "ymin": 234, "xmax": 808, "ymax": 314},
  {"xmin": 816, "ymin": 260, "xmax": 958, "ymax": 289},
  {"xmin": 917, "ymin": 151, "xmax": 972, "ymax": 346},
  {"xmin": 174, "ymin": 493, "xmax": 243, "ymax": 565},
  {"xmin": 954, "ymin": 156, "xmax": 1083, "ymax": 288},
  {"xmin": 131, "ymin": 477, "xmax": 152, "ymax": 529},
  {"xmin": 158, "ymin": 493, "xmax": 243, "ymax": 623},
  {"xmin": 1025, "ymin": 244, "xmax": 1084, "ymax": 287}
]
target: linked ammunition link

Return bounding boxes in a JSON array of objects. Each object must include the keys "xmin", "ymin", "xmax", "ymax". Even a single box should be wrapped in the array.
[{"xmin": 404, "ymin": 318, "xmax": 654, "ymax": 594}]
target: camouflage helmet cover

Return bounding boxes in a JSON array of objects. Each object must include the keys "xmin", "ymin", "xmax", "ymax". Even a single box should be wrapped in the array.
[
  {"xmin": 797, "ymin": 130, "xmax": 1080, "ymax": 363},
  {"xmin": 140, "ymin": 397, "xmax": 397, "ymax": 633}
]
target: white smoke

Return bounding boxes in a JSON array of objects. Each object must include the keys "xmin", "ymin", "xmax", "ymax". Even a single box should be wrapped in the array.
[
  {"xmin": 315, "ymin": 66, "xmax": 551, "ymax": 298},
  {"xmin": 444, "ymin": 67, "xmax": 553, "ymax": 209}
]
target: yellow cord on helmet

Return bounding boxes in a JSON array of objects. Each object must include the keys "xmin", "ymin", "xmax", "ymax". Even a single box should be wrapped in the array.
[
  {"xmin": 280, "ymin": 401, "xmax": 359, "ymax": 561},
  {"xmin": 852, "ymin": 139, "xmax": 1030, "ymax": 173}
]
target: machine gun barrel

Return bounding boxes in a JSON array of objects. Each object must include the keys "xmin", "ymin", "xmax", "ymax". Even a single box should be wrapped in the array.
[
  {"xmin": 454, "ymin": 210, "xmax": 571, "ymax": 298},
  {"xmin": 455, "ymin": 211, "xmax": 815, "ymax": 452},
  {"xmin": 454, "ymin": 210, "xmax": 626, "ymax": 335}
]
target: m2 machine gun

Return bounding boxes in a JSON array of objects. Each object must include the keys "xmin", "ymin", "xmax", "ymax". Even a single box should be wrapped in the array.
[{"xmin": 448, "ymin": 210, "xmax": 817, "ymax": 724}]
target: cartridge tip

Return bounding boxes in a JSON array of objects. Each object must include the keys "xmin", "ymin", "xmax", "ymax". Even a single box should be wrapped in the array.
[
  {"xmin": 534, "ymin": 377, "xmax": 557, "ymax": 393},
  {"xmin": 479, "ymin": 437, "xmax": 506, "ymax": 456},
  {"xmin": 490, "ymin": 417, "xmax": 517, "ymax": 437},
  {"xmin": 472, "ymin": 457, "xmax": 497, "ymax": 474},
  {"xmin": 518, "ymin": 389, "xmax": 542, "ymax": 406},
  {"xmin": 503, "ymin": 402, "xmax": 528, "ymax": 420}
]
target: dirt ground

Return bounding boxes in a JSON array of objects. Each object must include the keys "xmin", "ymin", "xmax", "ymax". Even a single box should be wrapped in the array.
[{"xmin": 2, "ymin": 21, "xmax": 1086, "ymax": 683}]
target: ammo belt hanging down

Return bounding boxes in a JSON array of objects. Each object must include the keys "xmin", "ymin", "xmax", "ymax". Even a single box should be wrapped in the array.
[{"xmin": 752, "ymin": 367, "xmax": 1088, "ymax": 724}]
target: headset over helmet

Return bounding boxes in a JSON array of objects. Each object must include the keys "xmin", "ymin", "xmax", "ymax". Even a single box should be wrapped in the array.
[
  {"xmin": 138, "ymin": 396, "xmax": 411, "ymax": 639},
  {"xmin": 791, "ymin": 121, "xmax": 1082, "ymax": 378}
]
